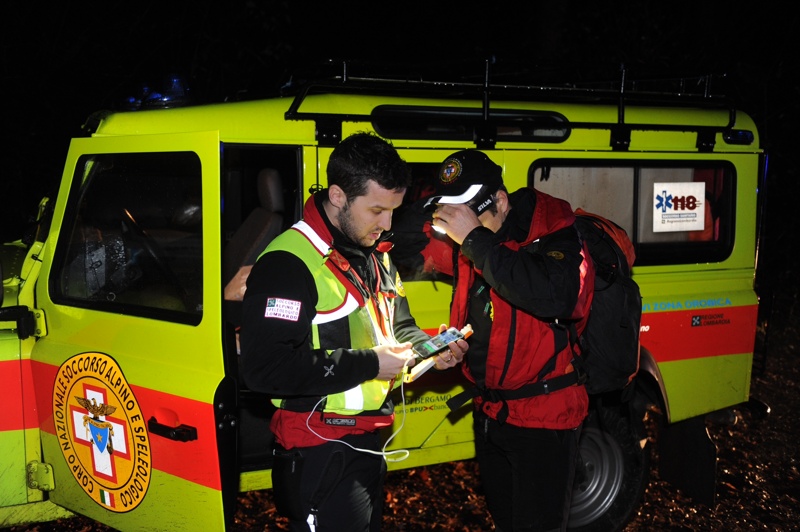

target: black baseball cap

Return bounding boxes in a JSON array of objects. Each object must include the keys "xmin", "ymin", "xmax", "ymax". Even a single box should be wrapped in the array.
[{"xmin": 424, "ymin": 150, "xmax": 504, "ymax": 215}]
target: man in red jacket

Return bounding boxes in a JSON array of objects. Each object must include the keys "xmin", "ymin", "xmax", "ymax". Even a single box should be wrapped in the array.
[{"xmin": 395, "ymin": 150, "xmax": 594, "ymax": 531}]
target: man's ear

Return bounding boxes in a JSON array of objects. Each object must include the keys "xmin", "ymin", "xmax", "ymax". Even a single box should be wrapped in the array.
[
  {"xmin": 328, "ymin": 184, "xmax": 347, "ymax": 209},
  {"xmin": 495, "ymin": 189, "xmax": 509, "ymax": 212}
]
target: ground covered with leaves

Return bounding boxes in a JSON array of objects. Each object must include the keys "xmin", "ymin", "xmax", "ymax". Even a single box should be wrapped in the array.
[
  {"xmin": 235, "ymin": 291, "xmax": 800, "ymax": 531},
  {"xmin": 4, "ymin": 294, "xmax": 798, "ymax": 532}
]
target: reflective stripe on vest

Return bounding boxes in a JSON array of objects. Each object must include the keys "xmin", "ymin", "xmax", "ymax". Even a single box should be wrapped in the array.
[{"xmin": 263, "ymin": 220, "xmax": 395, "ymax": 414}]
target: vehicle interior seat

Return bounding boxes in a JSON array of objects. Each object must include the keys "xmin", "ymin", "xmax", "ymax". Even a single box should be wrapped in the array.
[{"xmin": 222, "ymin": 167, "xmax": 285, "ymax": 298}]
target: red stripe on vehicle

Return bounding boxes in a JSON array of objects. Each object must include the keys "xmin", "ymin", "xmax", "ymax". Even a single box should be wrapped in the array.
[
  {"xmin": 640, "ymin": 304, "xmax": 758, "ymax": 363},
  {"xmin": 0, "ymin": 358, "xmax": 40, "ymax": 431},
  {"xmin": 0, "ymin": 359, "xmax": 24, "ymax": 431},
  {"xmin": 33, "ymin": 360, "xmax": 222, "ymax": 491}
]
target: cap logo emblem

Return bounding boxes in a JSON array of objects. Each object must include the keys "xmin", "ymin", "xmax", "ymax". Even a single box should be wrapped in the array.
[{"xmin": 439, "ymin": 158, "xmax": 462, "ymax": 184}]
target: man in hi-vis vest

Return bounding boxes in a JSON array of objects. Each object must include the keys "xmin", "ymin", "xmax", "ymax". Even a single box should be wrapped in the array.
[{"xmin": 241, "ymin": 132, "xmax": 468, "ymax": 531}]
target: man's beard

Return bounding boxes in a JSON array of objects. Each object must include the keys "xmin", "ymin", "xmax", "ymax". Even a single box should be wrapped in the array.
[{"xmin": 336, "ymin": 202, "xmax": 364, "ymax": 246}]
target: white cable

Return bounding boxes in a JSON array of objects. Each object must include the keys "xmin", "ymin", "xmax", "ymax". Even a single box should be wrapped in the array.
[{"xmin": 305, "ymin": 358, "xmax": 413, "ymax": 463}]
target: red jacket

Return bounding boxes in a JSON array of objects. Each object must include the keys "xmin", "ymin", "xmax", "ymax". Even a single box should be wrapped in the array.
[{"xmin": 421, "ymin": 189, "xmax": 594, "ymax": 429}]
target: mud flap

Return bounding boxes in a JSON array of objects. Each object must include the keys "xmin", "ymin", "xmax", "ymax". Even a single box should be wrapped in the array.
[{"xmin": 657, "ymin": 415, "xmax": 717, "ymax": 506}]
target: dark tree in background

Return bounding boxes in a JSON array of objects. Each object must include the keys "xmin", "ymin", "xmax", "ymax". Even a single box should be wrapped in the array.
[
  {"xmin": 2, "ymin": 1, "xmax": 798, "ymax": 294},
  {"xmin": 1, "ymin": 1, "xmax": 295, "ymax": 242}
]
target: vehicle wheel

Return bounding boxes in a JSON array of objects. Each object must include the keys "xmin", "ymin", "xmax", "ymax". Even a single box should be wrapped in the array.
[{"xmin": 567, "ymin": 400, "xmax": 650, "ymax": 532}]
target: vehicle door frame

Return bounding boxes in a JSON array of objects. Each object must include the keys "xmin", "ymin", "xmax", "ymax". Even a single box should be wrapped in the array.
[{"xmin": 29, "ymin": 131, "xmax": 238, "ymax": 530}]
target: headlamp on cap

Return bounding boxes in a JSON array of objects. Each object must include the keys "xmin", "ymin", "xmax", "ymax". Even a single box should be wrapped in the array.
[
  {"xmin": 424, "ymin": 150, "xmax": 504, "ymax": 234},
  {"xmin": 425, "ymin": 184, "xmax": 497, "ymax": 233},
  {"xmin": 424, "ymin": 183, "xmax": 496, "ymax": 211}
]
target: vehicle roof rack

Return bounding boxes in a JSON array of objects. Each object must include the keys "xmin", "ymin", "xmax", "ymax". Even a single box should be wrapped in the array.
[
  {"xmin": 284, "ymin": 58, "xmax": 729, "ymax": 106},
  {"xmin": 283, "ymin": 59, "xmax": 743, "ymax": 151}
]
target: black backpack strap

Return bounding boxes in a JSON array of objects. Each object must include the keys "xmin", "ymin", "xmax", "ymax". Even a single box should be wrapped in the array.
[
  {"xmin": 446, "ymin": 386, "xmax": 481, "ymax": 412},
  {"xmin": 446, "ymin": 384, "xmax": 514, "ymax": 413},
  {"xmin": 564, "ymin": 320, "xmax": 589, "ymax": 385},
  {"xmin": 447, "ymin": 321, "xmax": 587, "ymax": 416},
  {"xmin": 446, "ymin": 386, "xmax": 515, "ymax": 424},
  {"xmin": 551, "ymin": 320, "xmax": 589, "ymax": 387},
  {"xmin": 499, "ymin": 321, "xmax": 587, "ymax": 400},
  {"xmin": 446, "ymin": 371, "xmax": 583, "ymax": 424},
  {"xmin": 498, "ymin": 372, "xmax": 580, "ymax": 399}
]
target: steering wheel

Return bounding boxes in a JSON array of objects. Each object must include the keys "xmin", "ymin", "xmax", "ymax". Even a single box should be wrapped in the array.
[{"xmin": 120, "ymin": 209, "xmax": 187, "ymax": 300}]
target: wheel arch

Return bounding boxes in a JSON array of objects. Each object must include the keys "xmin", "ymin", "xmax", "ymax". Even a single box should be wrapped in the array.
[{"xmin": 635, "ymin": 345, "xmax": 670, "ymax": 421}]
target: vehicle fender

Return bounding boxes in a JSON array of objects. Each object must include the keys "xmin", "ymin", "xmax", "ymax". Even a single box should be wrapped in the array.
[{"xmin": 637, "ymin": 345, "xmax": 670, "ymax": 421}]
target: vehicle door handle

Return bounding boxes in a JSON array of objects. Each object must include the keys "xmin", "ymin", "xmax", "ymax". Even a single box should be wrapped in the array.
[{"xmin": 148, "ymin": 416, "xmax": 198, "ymax": 442}]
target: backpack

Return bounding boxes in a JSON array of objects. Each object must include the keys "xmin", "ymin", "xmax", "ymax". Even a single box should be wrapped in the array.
[
  {"xmin": 445, "ymin": 209, "xmax": 642, "ymax": 416},
  {"xmin": 569, "ymin": 208, "xmax": 642, "ymax": 395}
]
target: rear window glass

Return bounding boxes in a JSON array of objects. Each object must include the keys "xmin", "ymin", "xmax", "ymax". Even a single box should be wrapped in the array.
[{"xmin": 530, "ymin": 160, "xmax": 735, "ymax": 266}]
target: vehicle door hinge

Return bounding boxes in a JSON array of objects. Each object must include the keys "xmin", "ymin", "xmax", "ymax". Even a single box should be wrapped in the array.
[
  {"xmin": 32, "ymin": 307, "xmax": 47, "ymax": 338},
  {"xmin": 27, "ymin": 460, "xmax": 56, "ymax": 491},
  {"xmin": 315, "ymin": 119, "xmax": 342, "ymax": 147},
  {"xmin": 696, "ymin": 128, "xmax": 717, "ymax": 152},
  {"xmin": 0, "ymin": 305, "xmax": 46, "ymax": 339}
]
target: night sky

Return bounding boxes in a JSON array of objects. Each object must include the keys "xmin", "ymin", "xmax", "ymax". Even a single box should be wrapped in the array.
[{"xmin": 2, "ymin": 2, "xmax": 798, "ymax": 287}]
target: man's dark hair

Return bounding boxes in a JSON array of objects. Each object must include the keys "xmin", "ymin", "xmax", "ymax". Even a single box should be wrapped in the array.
[{"xmin": 327, "ymin": 132, "xmax": 411, "ymax": 199}]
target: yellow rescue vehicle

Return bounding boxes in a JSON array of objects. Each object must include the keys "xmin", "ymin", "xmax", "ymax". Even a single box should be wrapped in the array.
[{"xmin": 0, "ymin": 63, "xmax": 766, "ymax": 531}]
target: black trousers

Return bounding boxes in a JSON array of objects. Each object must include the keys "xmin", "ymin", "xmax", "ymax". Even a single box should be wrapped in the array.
[
  {"xmin": 473, "ymin": 411, "xmax": 581, "ymax": 532},
  {"xmin": 272, "ymin": 432, "xmax": 387, "ymax": 532}
]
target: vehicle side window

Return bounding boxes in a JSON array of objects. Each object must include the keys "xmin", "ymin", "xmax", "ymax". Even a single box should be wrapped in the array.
[
  {"xmin": 51, "ymin": 152, "xmax": 203, "ymax": 325},
  {"xmin": 530, "ymin": 161, "xmax": 734, "ymax": 266}
]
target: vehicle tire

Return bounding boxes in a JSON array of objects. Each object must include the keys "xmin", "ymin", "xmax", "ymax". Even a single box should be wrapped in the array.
[{"xmin": 567, "ymin": 399, "xmax": 650, "ymax": 532}]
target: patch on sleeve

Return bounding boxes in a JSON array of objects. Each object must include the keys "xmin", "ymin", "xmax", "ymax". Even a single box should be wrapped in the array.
[
  {"xmin": 395, "ymin": 272, "xmax": 406, "ymax": 297},
  {"xmin": 264, "ymin": 297, "xmax": 302, "ymax": 321}
]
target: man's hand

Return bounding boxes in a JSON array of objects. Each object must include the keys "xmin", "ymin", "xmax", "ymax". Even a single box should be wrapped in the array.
[
  {"xmin": 433, "ymin": 323, "xmax": 469, "ymax": 370},
  {"xmin": 431, "ymin": 204, "xmax": 481, "ymax": 245},
  {"xmin": 374, "ymin": 343, "xmax": 415, "ymax": 380}
]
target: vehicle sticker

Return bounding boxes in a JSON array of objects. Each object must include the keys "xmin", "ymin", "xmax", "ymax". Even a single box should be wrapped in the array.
[
  {"xmin": 404, "ymin": 393, "xmax": 453, "ymax": 414},
  {"xmin": 653, "ymin": 181, "xmax": 706, "ymax": 232},
  {"xmin": 691, "ymin": 313, "xmax": 731, "ymax": 327},
  {"xmin": 52, "ymin": 352, "xmax": 151, "ymax": 512},
  {"xmin": 641, "ymin": 297, "xmax": 732, "ymax": 312}
]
